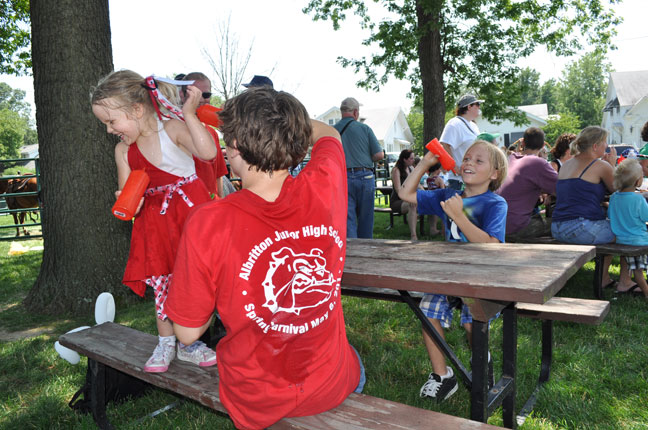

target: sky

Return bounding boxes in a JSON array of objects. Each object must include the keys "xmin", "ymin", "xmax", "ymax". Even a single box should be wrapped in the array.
[{"xmin": 2, "ymin": 0, "xmax": 648, "ymax": 120}]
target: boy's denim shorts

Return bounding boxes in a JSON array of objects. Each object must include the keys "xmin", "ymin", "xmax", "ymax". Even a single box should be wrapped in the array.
[
  {"xmin": 551, "ymin": 217, "xmax": 615, "ymax": 245},
  {"xmin": 420, "ymin": 293, "xmax": 472, "ymax": 328}
]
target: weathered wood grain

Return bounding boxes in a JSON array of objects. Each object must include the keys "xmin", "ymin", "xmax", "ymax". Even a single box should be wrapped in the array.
[{"xmin": 60, "ymin": 322, "xmax": 503, "ymax": 429}]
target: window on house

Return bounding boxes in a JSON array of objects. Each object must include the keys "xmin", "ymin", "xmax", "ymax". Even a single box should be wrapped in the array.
[{"xmin": 328, "ymin": 119, "xmax": 334, "ymax": 125}]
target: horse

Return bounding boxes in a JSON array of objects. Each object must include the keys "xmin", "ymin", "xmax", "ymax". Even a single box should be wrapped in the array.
[{"xmin": 0, "ymin": 176, "xmax": 40, "ymax": 237}]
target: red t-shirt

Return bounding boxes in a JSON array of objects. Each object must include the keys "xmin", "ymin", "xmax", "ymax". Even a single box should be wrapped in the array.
[
  {"xmin": 193, "ymin": 126, "xmax": 228, "ymax": 196},
  {"xmin": 166, "ymin": 136, "xmax": 360, "ymax": 430}
]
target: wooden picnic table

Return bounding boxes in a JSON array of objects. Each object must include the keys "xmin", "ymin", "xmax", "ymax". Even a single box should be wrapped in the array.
[{"xmin": 342, "ymin": 238, "xmax": 595, "ymax": 429}]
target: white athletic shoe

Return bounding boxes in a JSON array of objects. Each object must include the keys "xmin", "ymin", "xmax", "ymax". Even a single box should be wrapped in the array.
[
  {"xmin": 177, "ymin": 341, "xmax": 217, "ymax": 367},
  {"xmin": 144, "ymin": 342, "xmax": 176, "ymax": 373}
]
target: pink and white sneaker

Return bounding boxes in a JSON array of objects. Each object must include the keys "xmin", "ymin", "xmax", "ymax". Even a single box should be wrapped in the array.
[
  {"xmin": 177, "ymin": 341, "xmax": 217, "ymax": 367},
  {"xmin": 143, "ymin": 342, "xmax": 176, "ymax": 373}
]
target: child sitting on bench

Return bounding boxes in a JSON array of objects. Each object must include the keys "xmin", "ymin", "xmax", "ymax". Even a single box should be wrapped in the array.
[
  {"xmin": 608, "ymin": 158, "xmax": 648, "ymax": 297},
  {"xmin": 398, "ymin": 140, "xmax": 508, "ymax": 401},
  {"xmin": 165, "ymin": 88, "xmax": 363, "ymax": 430}
]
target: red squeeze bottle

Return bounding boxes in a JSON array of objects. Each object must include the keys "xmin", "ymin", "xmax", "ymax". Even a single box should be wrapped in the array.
[
  {"xmin": 425, "ymin": 138, "xmax": 457, "ymax": 174},
  {"xmin": 112, "ymin": 170, "xmax": 150, "ymax": 221},
  {"xmin": 196, "ymin": 104, "xmax": 223, "ymax": 128}
]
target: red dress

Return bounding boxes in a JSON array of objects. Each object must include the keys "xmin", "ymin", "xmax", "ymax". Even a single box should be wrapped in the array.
[{"xmin": 123, "ymin": 143, "xmax": 211, "ymax": 297}]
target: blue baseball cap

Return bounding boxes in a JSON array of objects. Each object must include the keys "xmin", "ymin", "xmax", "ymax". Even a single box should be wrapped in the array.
[{"xmin": 243, "ymin": 75, "xmax": 274, "ymax": 88}]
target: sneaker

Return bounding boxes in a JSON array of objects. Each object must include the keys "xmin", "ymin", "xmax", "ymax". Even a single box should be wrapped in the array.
[
  {"xmin": 177, "ymin": 340, "xmax": 217, "ymax": 367},
  {"xmin": 469, "ymin": 354, "xmax": 495, "ymax": 389},
  {"xmin": 419, "ymin": 366, "xmax": 458, "ymax": 401},
  {"xmin": 144, "ymin": 342, "xmax": 176, "ymax": 373}
]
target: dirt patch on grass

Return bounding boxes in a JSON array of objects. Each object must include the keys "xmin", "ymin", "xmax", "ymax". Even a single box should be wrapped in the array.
[{"xmin": 0, "ymin": 326, "xmax": 56, "ymax": 341}]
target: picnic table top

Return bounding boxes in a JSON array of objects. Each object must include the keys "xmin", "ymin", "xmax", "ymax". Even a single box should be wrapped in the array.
[{"xmin": 343, "ymin": 239, "xmax": 595, "ymax": 305}]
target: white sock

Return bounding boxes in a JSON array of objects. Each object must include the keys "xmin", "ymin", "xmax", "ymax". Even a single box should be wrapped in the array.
[
  {"xmin": 441, "ymin": 366, "xmax": 453, "ymax": 379},
  {"xmin": 159, "ymin": 335, "xmax": 176, "ymax": 346}
]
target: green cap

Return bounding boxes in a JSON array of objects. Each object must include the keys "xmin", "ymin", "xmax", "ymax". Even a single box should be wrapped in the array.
[
  {"xmin": 639, "ymin": 143, "xmax": 648, "ymax": 158},
  {"xmin": 477, "ymin": 132, "xmax": 500, "ymax": 142}
]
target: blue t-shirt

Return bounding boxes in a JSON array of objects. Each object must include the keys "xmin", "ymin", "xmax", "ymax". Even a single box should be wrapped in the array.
[
  {"xmin": 609, "ymin": 191, "xmax": 648, "ymax": 246},
  {"xmin": 417, "ymin": 188, "xmax": 508, "ymax": 243}
]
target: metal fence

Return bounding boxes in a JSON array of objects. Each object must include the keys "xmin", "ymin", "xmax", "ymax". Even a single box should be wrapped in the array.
[{"xmin": 0, "ymin": 158, "xmax": 42, "ymax": 241}]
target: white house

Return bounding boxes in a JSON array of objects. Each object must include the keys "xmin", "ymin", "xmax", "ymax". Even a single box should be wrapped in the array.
[
  {"xmin": 602, "ymin": 70, "xmax": 648, "ymax": 147},
  {"xmin": 316, "ymin": 106, "xmax": 414, "ymax": 153},
  {"xmin": 475, "ymin": 104, "xmax": 548, "ymax": 148}
]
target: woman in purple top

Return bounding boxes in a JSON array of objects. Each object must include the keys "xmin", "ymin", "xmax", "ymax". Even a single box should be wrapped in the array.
[{"xmin": 551, "ymin": 126, "xmax": 632, "ymax": 290}]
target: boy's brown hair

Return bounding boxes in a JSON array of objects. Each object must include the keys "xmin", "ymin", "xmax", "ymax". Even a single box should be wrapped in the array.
[
  {"xmin": 219, "ymin": 88, "xmax": 312, "ymax": 174},
  {"xmin": 465, "ymin": 140, "xmax": 508, "ymax": 191}
]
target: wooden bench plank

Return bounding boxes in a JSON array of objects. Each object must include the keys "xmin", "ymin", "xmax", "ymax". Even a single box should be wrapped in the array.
[
  {"xmin": 516, "ymin": 297, "xmax": 610, "ymax": 325},
  {"xmin": 60, "ymin": 322, "xmax": 502, "ymax": 430}
]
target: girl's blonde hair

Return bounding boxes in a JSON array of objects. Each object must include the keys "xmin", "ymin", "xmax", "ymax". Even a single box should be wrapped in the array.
[
  {"xmin": 614, "ymin": 158, "xmax": 643, "ymax": 191},
  {"xmin": 570, "ymin": 126, "xmax": 608, "ymax": 156},
  {"xmin": 90, "ymin": 70, "xmax": 179, "ymax": 117},
  {"xmin": 465, "ymin": 140, "xmax": 508, "ymax": 191}
]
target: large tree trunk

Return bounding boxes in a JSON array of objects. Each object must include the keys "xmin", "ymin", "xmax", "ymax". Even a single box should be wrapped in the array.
[
  {"xmin": 416, "ymin": 0, "xmax": 445, "ymax": 144},
  {"xmin": 25, "ymin": 0, "xmax": 133, "ymax": 315}
]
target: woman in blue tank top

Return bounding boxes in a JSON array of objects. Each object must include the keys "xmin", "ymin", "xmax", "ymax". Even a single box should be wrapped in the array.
[{"xmin": 551, "ymin": 126, "xmax": 632, "ymax": 289}]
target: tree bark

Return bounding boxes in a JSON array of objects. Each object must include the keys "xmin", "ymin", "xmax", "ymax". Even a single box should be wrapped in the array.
[
  {"xmin": 25, "ymin": 0, "xmax": 133, "ymax": 315},
  {"xmin": 416, "ymin": 0, "xmax": 445, "ymax": 144}
]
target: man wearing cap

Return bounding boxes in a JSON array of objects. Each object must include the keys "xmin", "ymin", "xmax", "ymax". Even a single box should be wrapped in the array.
[
  {"xmin": 440, "ymin": 94, "xmax": 483, "ymax": 190},
  {"xmin": 497, "ymin": 127, "xmax": 557, "ymax": 240},
  {"xmin": 243, "ymin": 75, "xmax": 274, "ymax": 88},
  {"xmin": 334, "ymin": 97, "xmax": 384, "ymax": 238}
]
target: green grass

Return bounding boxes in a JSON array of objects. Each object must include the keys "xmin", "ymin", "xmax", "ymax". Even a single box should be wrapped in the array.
[{"xmin": 1, "ymin": 212, "xmax": 647, "ymax": 429}]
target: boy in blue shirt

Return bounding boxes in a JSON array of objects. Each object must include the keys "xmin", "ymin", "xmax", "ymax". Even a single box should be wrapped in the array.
[
  {"xmin": 398, "ymin": 140, "xmax": 508, "ymax": 401},
  {"xmin": 608, "ymin": 158, "xmax": 648, "ymax": 297}
]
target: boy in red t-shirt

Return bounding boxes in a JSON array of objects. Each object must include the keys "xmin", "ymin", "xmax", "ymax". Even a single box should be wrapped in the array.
[{"xmin": 165, "ymin": 87, "xmax": 362, "ymax": 430}]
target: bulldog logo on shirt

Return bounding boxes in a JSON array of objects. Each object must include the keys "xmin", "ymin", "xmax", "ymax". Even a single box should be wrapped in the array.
[{"xmin": 261, "ymin": 247, "xmax": 335, "ymax": 315}]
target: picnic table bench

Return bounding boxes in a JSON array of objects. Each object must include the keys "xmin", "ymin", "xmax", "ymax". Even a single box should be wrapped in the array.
[
  {"xmin": 508, "ymin": 236, "xmax": 648, "ymax": 299},
  {"xmin": 60, "ymin": 322, "xmax": 503, "ymax": 430}
]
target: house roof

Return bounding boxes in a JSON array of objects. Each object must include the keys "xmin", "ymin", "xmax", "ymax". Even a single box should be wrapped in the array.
[
  {"xmin": 518, "ymin": 104, "xmax": 548, "ymax": 120},
  {"xmin": 610, "ymin": 71, "xmax": 648, "ymax": 107},
  {"xmin": 361, "ymin": 107, "xmax": 413, "ymax": 142}
]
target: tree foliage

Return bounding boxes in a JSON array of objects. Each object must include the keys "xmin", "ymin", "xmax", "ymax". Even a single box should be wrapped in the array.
[
  {"xmin": 0, "ymin": 108, "xmax": 25, "ymax": 159},
  {"xmin": 543, "ymin": 111, "xmax": 581, "ymax": 146},
  {"xmin": 556, "ymin": 51, "xmax": 610, "ymax": 128},
  {"xmin": 0, "ymin": 81, "xmax": 30, "ymax": 116},
  {"xmin": 303, "ymin": 0, "xmax": 621, "ymax": 143},
  {"xmin": 0, "ymin": 0, "xmax": 31, "ymax": 75},
  {"xmin": 0, "ymin": 81, "xmax": 33, "ymax": 156},
  {"xmin": 517, "ymin": 68, "xmax": 542, "ymax": 106}
]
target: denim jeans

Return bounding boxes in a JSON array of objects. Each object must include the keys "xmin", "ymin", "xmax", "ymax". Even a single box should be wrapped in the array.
[
  {"xmin": 551, "ymin": 217, "xmax": 615, "ymax": 244},
  {"xmin": 347, "ymin": 171, "xmax": 375, "ymax": 238},
  {"xmin": 351, "ymin": 345, "xmax": 366, "ymax": 393}
]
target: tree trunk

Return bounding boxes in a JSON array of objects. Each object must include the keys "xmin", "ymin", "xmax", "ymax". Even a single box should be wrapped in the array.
[
  {"xmin": 416, "ymin": 0, "xmax": 445, "ymax": 144},
  {"xmin": 25, "ymin": 0, "xmax": 133, "ymax": 315}
]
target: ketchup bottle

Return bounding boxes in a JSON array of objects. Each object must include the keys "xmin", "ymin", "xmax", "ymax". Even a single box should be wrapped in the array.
[
  {"xmin": 196, "ymin": 104, "xmax": 222, "ymax": 128},
  {"xmin": 425, "ymin": 138, "xmax": 457, "ymax": 174},
  {"xmin": 112, "ymin": 170, "xmax": 150, "ymax": 220}
]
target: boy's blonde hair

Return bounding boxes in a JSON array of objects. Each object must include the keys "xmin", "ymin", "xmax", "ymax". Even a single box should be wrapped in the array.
[
  {"xmin": 91, "ymin": 70, "xmax": 179, "ymax": 117},
  {"xmin": 464, "ymin": 140, "xmax": 508, "ymax": 191},
  {"xmin": 570, "ymin": 126, "xmax": 608, "ymax": 156},
  {"xmin": 614, "ymin": 158, "xmax": 643, "ymax": 191}
]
